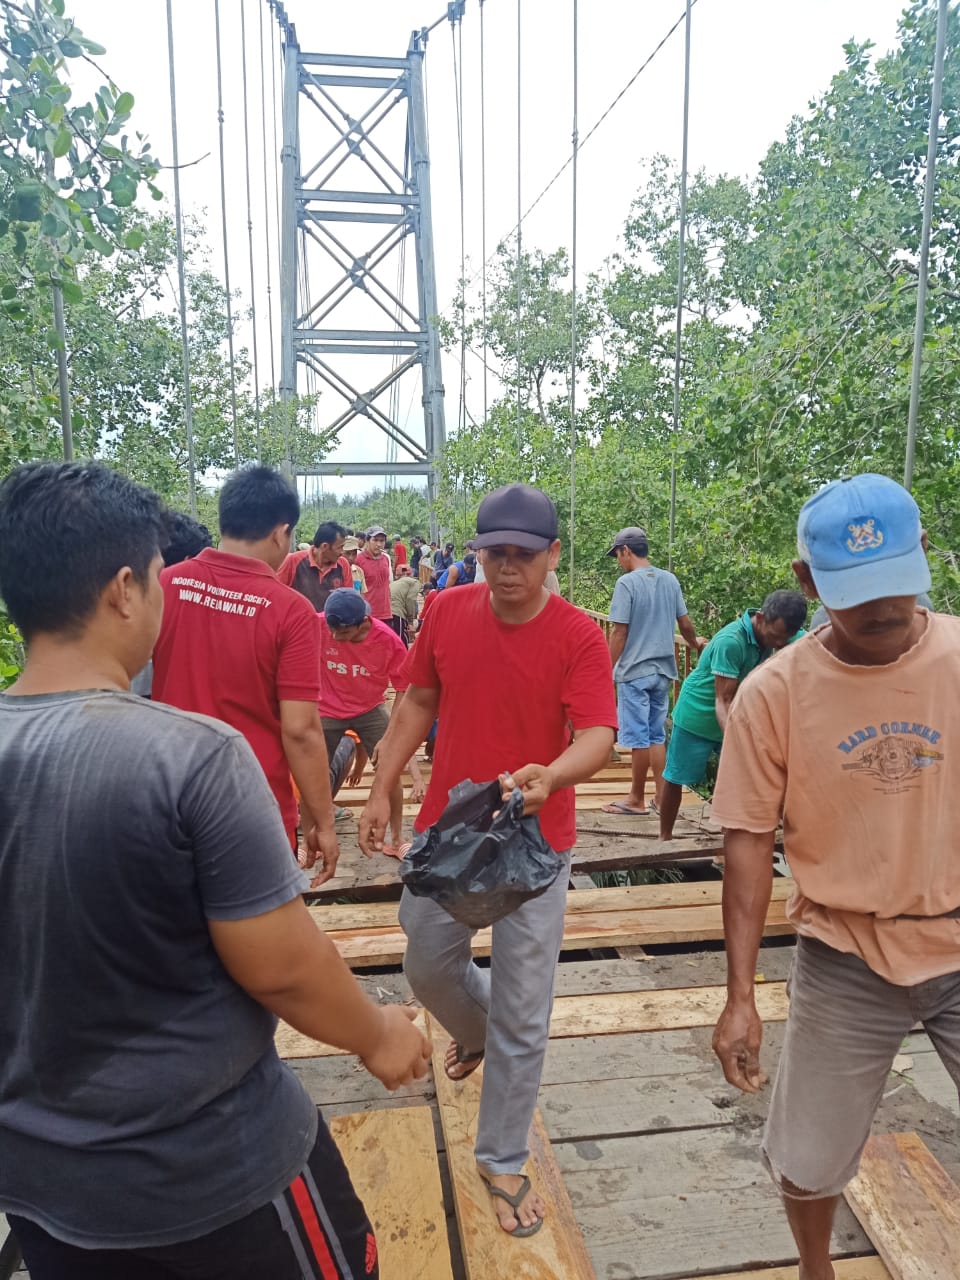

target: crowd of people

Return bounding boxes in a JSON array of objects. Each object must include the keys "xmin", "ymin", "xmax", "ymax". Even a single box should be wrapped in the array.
[{"xmin": 0, "ymin": 458, "xmax": 955, "ymax": 1280}]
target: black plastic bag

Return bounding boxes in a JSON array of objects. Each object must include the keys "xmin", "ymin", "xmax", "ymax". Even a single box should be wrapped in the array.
[{"xmin": 399, "ymin": 778, "xmax": 562, "ymax": 928}]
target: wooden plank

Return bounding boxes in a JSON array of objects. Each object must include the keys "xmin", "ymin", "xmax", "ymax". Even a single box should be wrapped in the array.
[
  {"xmin": 426, "ymin": 1013, "xmax": 595, "ymax": 1280},
  {"xmin": 308, "ymin": 898, "xmax": 794, "ymax": 968},
  {"xmin": 555, "ymin": 1127, "xmax": 872, "ymax": 1279},
  {"xmin": 308, "ymin": 879, "xmax": 795, "ymax": 933},
  {"xmin": 328, "ymin": 1108, "xmax": 454, "ymax": 1280},
  {"xmin": 844, "ymin": 1132, "xmax": 960, "ymax": 1280},
  {"xmin": 276, "ymin": 981, "xmax": 789, "ymax": 1060},
  {"xmin": 671, "ymin": 1261, "xmax": 890, "ymax": 1280}
]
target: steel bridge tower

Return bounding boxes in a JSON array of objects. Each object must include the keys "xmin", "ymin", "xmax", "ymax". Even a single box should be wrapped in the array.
[{"xmin": 278, "ymin": 20, "xmax": 446, "ymax": 509}]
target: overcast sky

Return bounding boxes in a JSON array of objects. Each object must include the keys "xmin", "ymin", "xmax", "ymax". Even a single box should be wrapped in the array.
[{"xmin": 70, "ymin": 0, "xmax": 911, "ymax": 495}]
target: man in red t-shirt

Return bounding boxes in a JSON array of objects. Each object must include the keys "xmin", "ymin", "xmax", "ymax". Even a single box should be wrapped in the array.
[
  {"xmin": 277, "ymin": 520, "xmax": 350, "ymax": 613},
  {"xmin": 152, "ymin": 466, "xmax": 339, "ymax": 881},
  {"xmin": 360, "ymin": 484, "xmax": 617, "ymax": 1238},
  {"xmin": 356, "ymin": 526, "xmax": 392, "ymax": 621},
  {"xmin": 318, "ymin": 589, "xmax": 410, "ymax": 857},
  {"xmin": 391, "ymin": 535, "xmax": 408, "ymax": 568}
]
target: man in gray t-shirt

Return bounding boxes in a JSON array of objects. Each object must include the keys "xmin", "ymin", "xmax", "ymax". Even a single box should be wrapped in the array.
[
  {"xmin": 604, "ymin": 526, "xmax": 703, "ymax": 816},
  {"xmin": 0, "ymin": 461, "xmax": 430, "ymax": 1279}
]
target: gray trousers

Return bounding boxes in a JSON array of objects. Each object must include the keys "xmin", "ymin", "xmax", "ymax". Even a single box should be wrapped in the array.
[{"xmin": 398, "ymin": 850, "xmax": 571, "ymax": 1175}]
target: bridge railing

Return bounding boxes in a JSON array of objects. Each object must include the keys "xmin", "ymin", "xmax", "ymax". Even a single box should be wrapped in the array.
[{"xmin": 579, "ymin": 608, "xmax": 699, "ymax": 703}]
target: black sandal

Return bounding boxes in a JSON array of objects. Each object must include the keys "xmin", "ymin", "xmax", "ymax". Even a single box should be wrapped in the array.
[
  {"xmin": 483, "ymin": 1174, "xmax": 544, "ymax": 1238},
  {"xmin": 444, "ymin": 1042, "xmax": 484, "ymax": 1081}
]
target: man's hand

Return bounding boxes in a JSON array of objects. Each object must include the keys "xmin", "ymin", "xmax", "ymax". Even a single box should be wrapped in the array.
[
  {"xmin": 408, "ymin": 777, "xmax": 425, "ymax": 803},
  {"xmin": 500, "ymin": 764, "xmax": 554, "ymax": 816},
  {"xmin": 358, "ymin": 794, "xmax": 391, "ymax": 856},
  {"xmin": 306, "ymin": 823, "xmax": 340, "ymax": 887},
  {"xmin": 713, "ymin": 997, "xmax": 766, "ymax": 1093},
  {"xmin": 360, "ymin": 1005, "xmax": 432, "ymax": 1091}
]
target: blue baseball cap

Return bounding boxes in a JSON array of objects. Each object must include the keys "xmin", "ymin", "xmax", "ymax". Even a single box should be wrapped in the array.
[
  {"xmin": 324, "ymin": 588, "xmax": 371, "ymax": 628},
  {"xmin": 797, "ymin": 474, "xmax": 931, "ymax": 609}
]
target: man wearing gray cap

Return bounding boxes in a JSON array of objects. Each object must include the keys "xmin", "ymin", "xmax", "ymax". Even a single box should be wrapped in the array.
[
  {"xmin": 710, "ymin": 474, "xmax": 958, "ymax": 1280},
  {"xmin": 604, "ymin": 527, "xmax": 703, "ymax": 816}
]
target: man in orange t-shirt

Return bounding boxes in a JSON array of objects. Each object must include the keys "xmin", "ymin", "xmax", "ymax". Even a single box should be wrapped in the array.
[
  {"xmin": 277, "ymin": 520, "xmax": 350, "ymax": 613},
  {"xmin": 710, "ymin": 474, "xmax": 958, "ymax": 1280}
]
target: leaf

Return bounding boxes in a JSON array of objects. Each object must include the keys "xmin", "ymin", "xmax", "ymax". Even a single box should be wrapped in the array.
[
  {"xmin": 59, "ymin": 39, "xmax": 83, "ymax": 58},
  {"xmin": 52, "ymin": 126, "xmax": 72, "ymax": 158},
  {"xmin": 60, "ymin": 279, "xmax": 83, "ymax": 304},
  {"xmin": 33, "ymin": 94, "xmax": 53, "ymax": 120},
  {"xmin": 83, "ymin": 230, "xmax": 114, "ymax": 256},
  {"xmin": 0, "ymin": 284, "xmax": 16, "ymax": 300},
  {"xmin": 122, "ymin": 228, "xmax": 145, "ymax": 251},
  {"xmin": 115, "ymin": 92, "xmax": 134, "ymax": 116}
]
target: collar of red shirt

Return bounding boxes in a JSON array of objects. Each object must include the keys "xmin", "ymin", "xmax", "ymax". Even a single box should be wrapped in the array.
[{"xmin": 194, "ymin": 547, "xmax": 278, "ymax": 578}]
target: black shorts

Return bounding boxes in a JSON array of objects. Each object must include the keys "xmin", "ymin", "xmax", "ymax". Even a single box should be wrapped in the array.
[{"xmin": 9, "ymin": 1111, "xmax": 377, "ymax": 1280}]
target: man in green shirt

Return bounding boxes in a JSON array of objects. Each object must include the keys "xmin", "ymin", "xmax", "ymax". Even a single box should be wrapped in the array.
[{"xmin": 659, "ymin": 590, "xmax": 808, "ymax": 840}]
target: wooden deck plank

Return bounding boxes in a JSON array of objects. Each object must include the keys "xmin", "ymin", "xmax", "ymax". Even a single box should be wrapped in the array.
[
  {"xmin": 670, "ymin": 1261, "xmax": 890, "ymax": 1280},
  {"xmin": 555, "ymin": 1128, "xmax": 871, "ymax": 1279},
  {"xmin": 276, "ymin": 982, "xmax": 789, "ymax": 1060},
  {"xmin": 426, "ymin": 1014, "xmax": 595, "ymax": 1280},
  {"xmin": 308, "ymin": 879, "xmax": 794, "ymax": 933},
  {"xmin": 844, "ymin": 1133, "xmax": 960, "ymax": 1280},
  {"xmin": 328, "ymin": 1108, "xmax": 454, "ymax": 1280}
]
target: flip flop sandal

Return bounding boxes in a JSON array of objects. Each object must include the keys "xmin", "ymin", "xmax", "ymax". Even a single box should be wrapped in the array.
[
  {"xmin": 445, "ymin": 1044, "xmax": 484, "ymax": 1081},
  {"xmin": 601, "ymin": 801, "xmax": 649, "ymax": 816},
  {"xmin": 381, "ymin": 840, "xmax": 413, "ymax": 860},
  {"xmin": 483, "ymin": 1175, "xmax": 544, "ymax": 1238}
]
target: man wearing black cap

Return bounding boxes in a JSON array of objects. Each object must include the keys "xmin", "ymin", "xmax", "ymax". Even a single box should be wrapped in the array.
[
  {"xmin": 359, "ymin": 484, "xmax": 618, "ymax": 1238},
  {"xmin": 604, "ymin": 527, "xmax": 703, "ymax": 816}
]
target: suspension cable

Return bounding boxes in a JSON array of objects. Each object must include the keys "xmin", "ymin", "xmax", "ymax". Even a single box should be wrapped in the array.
[
  {"xmin": 667, "ymin": 0, "xmax": 693, "ymax": 572},
  {"xmin": 259, "ymin": 0, "xmax": 278, "ymax": 398},
  {"xmin": 450, "ymin": 8, "xmax": 466, "ymax": 437},
  {"xmin": 214, "ymin": 0, "xmax": 241, "ymax": 464},
  {"xmin": 240, "ymin": 0, "xmax": 263, "ymax": 461},
  {"xmin": 568, "ymin": 0, "xmax": 579, "ymax": 602},
  {"xmin": 479, "ymin": 0, "xmax": 488, "ymax": 425},
  {"xmin": 516, "ymin": 0, "xmax": 522, "ymax": 460},
  {"xmin": 165, "ymin": 0, "xmax": 197, "ymax": 515}
]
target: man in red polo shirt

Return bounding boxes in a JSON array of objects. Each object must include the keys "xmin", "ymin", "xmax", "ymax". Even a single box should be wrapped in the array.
[
  {"xmin": 356, "ymin": 526, "xmax": 392, "ymax": 622},
  {"xmin": 360, "ymin": 484, "xmax": 618, "ymax": 1239},
  {"xmin": 318, "ymin": 588, "xmax": 413, "ymax": 859},
  {"xmin": 152, "ymin": 466, "xmax": 338, "ymax": 880},
  {"xmin": 277, "ymin": 520, "xmax": 350, "ymax": 612}
]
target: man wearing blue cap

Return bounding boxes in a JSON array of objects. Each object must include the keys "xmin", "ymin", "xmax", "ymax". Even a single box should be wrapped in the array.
[
  {"xmin": 709, "ymin": 474, "xmax": 958, "ymax": 1280},
  {"xmin": 319, "ymin": 589, "xmax": 410, "ymax": 858}
]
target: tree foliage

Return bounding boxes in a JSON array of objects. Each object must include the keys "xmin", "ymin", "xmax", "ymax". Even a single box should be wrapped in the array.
[{"xmin": 439, "ymin": 0, "xmax": 960, "ymax": 625}]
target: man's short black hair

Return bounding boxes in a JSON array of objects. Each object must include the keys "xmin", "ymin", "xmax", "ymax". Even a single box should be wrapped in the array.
[
  {"xmin": 162, "ymin": 512, "xmax": 213, "ymax": 567},
  {"xmin": 218, "ymin": 466, "xmax": 299, "ymax": 541},
  {"xmin": 463, "ymin": 553, "xmax": 476, "ymax": 566},
  {"xmin": 760, "ymin": 589, "xmax": 808, "ymax": 635},
  {"xmin": 313, "ymin": 520, "xmax": 346, "ymax": 548},
  {"xmin": 0, "ymin": 461, "xmax": 168, "ymax": 641}
]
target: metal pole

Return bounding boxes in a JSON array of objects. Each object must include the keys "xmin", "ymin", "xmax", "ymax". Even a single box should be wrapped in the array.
[
  {"xmin": 165, "ymin": 0, "xmax": 197, "ymax": 516},
  {"xmin": 408, "ymin": 44, "xmax": 446, "ymax": 527},
  {"xmin": 568, "ymin": 0, "xmax": 578, "ymax": 602},
  {"xmin": 51, "ymin": 282, "xmax": 73, "ymax": 460},
  {"xmin": 667, "ymin": 0, "xmax": 692, "ymax": 572},
  {"xmin": 479, "ymin": 0, "xmax": 488, "ymax": 425},
  {"xmin": 516, "ymin": 0, "xmax": 523, "ymax": 461},
  {"xmin": 279, "ymin": 26, "xmax": 300, "ymax": 479},
  {"xmin": 904, "ymin": 0, "xmax": 949, "ymax": 491},
  {"xmin": 213, "ymin": 0, "xmax": 241, "ymax": 465}
]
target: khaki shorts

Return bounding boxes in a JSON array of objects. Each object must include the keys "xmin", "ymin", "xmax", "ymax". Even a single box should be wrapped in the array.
[{"xmin": 763, "ymin": 935, "xmax": 960, "ymax": 1199}]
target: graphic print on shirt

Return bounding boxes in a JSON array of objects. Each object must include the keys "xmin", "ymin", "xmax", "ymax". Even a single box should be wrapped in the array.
[
  {"xmin": 836, "ymin": 719, "xmax": 943, "ymax": 792},
  {"xmin": 170, "ymin": 574, "xmax": 272, "ymax": 617}
]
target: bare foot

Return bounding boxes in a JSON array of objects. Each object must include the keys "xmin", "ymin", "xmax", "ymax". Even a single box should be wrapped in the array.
[
  {"xmin": 798, "ymin": 1266, "xmax": 835, "ymax": 1280},
  {"xmin": 444, "ymin": 1040, "xmax": 484, "ymax": 1081},
  {"xmin": 484, "ymin": 1173, "xmax": 545, "ymax": 1234}
]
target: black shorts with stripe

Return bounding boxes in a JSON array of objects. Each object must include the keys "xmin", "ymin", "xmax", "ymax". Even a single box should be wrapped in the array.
[{"xmin": 9, "ymin": 1111, "xmax": 378, "ymax": 1280}]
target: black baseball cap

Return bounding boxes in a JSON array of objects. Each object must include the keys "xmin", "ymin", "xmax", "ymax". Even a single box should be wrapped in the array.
[
  {"xmin": 605, "ymin": 526, "xmax": 648, "ymax": 557},
  {"xmin": 472, "ymin": 483, "xmax": 559, "ymax": 551}
]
